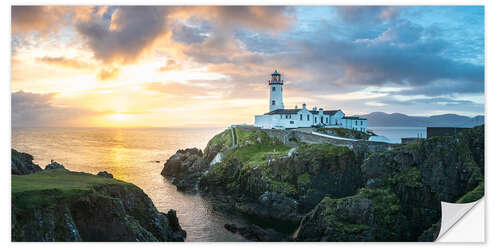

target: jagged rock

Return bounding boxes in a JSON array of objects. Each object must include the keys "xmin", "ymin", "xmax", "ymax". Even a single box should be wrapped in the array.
[
  {"xmin": 97, "ymin": 171, "xmax": 113, "ymax": 179},
  {"xmin": 11, "ymin": 149, "xmax": 42, "ymax": 175},
  {"xmin": 12, "ymin": 168, "xmax": 186, "ymax": 242},
  {"xmin": 295, "ymin": 125, "xmax": 484, "ymax": 242},
  {"xmin": 45, "ymin": 161, "xmax": 66, "ymax": 170},
  {"xmin": 161, "ymin": 148, "xmax": 208, "ymax": 192},
  {"xmin": 224, "ymin": 223, "xmax": 288, "ymax": 241}
]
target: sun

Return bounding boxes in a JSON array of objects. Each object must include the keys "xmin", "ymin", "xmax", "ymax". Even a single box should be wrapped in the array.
[{"xmin": 108, "ymin": 113, "xmax": 132, "ymax": 121}]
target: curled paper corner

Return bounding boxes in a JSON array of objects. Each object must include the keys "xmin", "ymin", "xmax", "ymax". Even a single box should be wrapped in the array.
[{"xmin": 436, "ymin": 199, "xmax": 483, "ymax": 241}]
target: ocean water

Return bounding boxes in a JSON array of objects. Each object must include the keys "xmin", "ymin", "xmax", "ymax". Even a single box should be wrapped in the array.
[
  {"xmin": 11, "ymin": 126, "xmax": 425, "ymax": 241},
  {"xmin": 11, "ymin": 127, "xmax": 247, "ymax": 242}
]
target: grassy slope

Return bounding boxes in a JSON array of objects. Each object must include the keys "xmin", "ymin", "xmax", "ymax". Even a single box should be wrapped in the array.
[{"xmin": 12, "ymin": 169, "xmax": 137, "ymax": 209}]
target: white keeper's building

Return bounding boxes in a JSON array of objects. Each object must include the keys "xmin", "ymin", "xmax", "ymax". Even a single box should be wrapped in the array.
[{"xmin": 254, "ymin": 70, "xmax": 367, "ymax": 131}]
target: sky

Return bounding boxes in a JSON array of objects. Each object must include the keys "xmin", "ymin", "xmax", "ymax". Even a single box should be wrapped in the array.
[{"xmin": 11, "ymin": 6, "xmax": 484, "ymax": 127}]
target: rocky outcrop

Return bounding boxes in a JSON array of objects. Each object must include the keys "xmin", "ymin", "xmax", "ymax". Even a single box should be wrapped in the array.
[
  {"xmin": 161, "ymin": 148, "xmax": 208, "ymax": 192},
  {"xmin": 97, "ymin": 171, "xmax": 114, "ymax": 179},
  {"xmin": 162, "ymin": 128, "xmax": 365, "ymax": 237},
  {"xmin": 12, "ymin": 167, "xmax": 186, "ymax": 242},
  {"xmin": 295, "ymin": 125, "xmax": 484, "ymax": 242},
  {"xmin": 11, "ymin": 149, "xmax": 42, "ymax": 175},
  {"xmin": 45, "ymin": 161, "xmax": 66, "ymax": 170}
]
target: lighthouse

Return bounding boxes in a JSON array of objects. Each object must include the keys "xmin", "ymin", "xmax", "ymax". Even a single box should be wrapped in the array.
[{"xmin": 269, "ymin": 70, "xmax": 284, "ymax": 112}]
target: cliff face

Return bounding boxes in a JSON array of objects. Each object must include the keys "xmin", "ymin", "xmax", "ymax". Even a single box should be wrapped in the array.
[
  {"xmin": 12, "ymin": 167, "xmax": 186, "ymax": 242},
  {"xmin": 295, "ymin": 125, "xmax": 484, "ymax": 241},
  {"xmin": 11, "ymin": 149, "xmax": 42, "ymax": 175},
  {"xmin": 163, "ymin": 128, "xmax": 364, "ymax": 226},
  {"xmin": 161, "ymin": 125, "xmax": 484, "ymax": 241}
]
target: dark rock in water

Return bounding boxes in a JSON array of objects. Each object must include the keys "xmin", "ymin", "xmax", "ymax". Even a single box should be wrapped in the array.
[
  {"xmin": 161, "ymin": 148, "xmax": 208, "ymax": 192},
  {"xmin": 12, "ymin": 168, "xmax": 186, "ymax": 242},
  {"xmin": 45, "ymin": 161, "xmax": 66, "ymax": 170},
  {"xmin": 295, "ymin": 125, "xmax": 484, "ymax": 242},
  {"xmin": 97, "ymin": 171, "xmax": 113, "ymax": 179},
  {"xmin": 11, "ymin": 149, "xmax": 42, "ymax": 175},
  {"xmin": 224, "ymin": 223, "xmax": 288, "ymax": 241}
]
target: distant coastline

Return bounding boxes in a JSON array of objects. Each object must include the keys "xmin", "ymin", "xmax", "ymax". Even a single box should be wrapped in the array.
[{"xmin": 357, "ymin": 112, "xmax": 484, "ymax": 127}]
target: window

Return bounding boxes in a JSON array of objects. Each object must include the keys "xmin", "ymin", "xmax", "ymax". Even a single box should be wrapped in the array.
[
  {"xmin": 272, "ymin": 87, "xmax": 276, "ymax": 91},
  {"xmin": 307, "ymin": 115, "xmax": 310, "ymax": 121},
  {"xmin": 300, "ymin": 114, "xmax": 303, "ymax": 120},
  {"xmin": 355, "ymin": 120, "xmax": 358, "ymax": 125},
  {"xmin": 280, "ymin": 115, "xmax": 282, "ymax": 119},
  {"xmin": 314, "ymin": 117, "xmax": 317, "ymax": 123},
  {"xmin": 290, "ymin": 121, "xmax": 294, "ymax": 124},
  {"xmin": 326, "ymin": 117, "xmax": 329, "ymax": 123},
  {"xmin": 272, "ymin": 100, "xmax": 276, "ymax": 105}
]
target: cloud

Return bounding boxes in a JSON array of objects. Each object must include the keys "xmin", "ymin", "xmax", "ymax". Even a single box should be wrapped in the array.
[
  {"xmin": 157, "ymin": 59, "xmax": 183, "ymax": 72},
  {"xmin": 97, "ymin": 67, "xmax": 121, "ymax": 81},
  {"xmin": 173, "ymin": 6, "xmax": 296, "ymax": 31},
  {"xmin": 335, "ymin": 6, "xmax": 401, "ymax": 24},
  {"xmin": 12, "ymin": 6, "xmax": 93, "ymax": 33},
  {"xmin": 12, "ymin": 6, "xmax": 66, "ymax": 33},
  {"xmin": 76, "ymin": 6, "xmax": 170, "ymax": 64},
  {"xmin": 36, "ymin": 56, "xmax": 95, "ymax": 69},
  {"xmin": 11, "ymin": 91, "xmax": 110, "ymax": 127}
]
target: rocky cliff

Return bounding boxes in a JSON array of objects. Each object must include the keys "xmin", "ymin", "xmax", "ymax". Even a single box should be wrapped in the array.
[
  {"xmin": 12, "ymin": 153, "xmax": 186, "ymax": 242},
  {"xmin": 295, "ymin": 125, "xmax": 484, "ymax": 241},
  {"xmin": 162, "ymin": 128, "xmax": 365, "ymax": 229},
  {"xmin": 161, "ymin": 125, "xmax": 484, "ymax": 241},
  {"xmin": 11, "ymin": 149, "xmax": 42, "ymax": 175}
]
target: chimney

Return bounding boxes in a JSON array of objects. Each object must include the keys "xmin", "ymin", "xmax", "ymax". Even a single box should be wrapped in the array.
[
  {"xmin": 319, "ymin": 108, "xmax": 324, "ymax": 115},
  {"xmin": 295, "ymin": 105, "xmax": 298, "ymax": 109},
  {"xmin": 313, "ymin": 107, "xmax": 317, "ymax": 111},
  {"xmin": 302, "ymin": 103, "xmax": 306, "ymax": 109}
]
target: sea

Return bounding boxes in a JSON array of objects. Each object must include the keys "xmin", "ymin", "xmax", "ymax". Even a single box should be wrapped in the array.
[{"xmin": 11, "ymin": 126, "xmax": 426, "ymax": 241}]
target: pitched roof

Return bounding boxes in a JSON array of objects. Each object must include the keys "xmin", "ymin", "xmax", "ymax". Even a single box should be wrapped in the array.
[
  {"xmin": 264, "ymin": 109, "xmax": 300, "ymax": 115},
  {"xmin": 323, "ymin": 110, "xmax": 340, "ymax": 115},
  {"xmin": 343, "ymin": 116, "xmax": 367, "ymax": 120}
]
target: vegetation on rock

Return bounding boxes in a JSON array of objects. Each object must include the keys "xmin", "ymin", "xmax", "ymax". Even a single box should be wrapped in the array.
[
  {"xmin": 296, "ymin": 125, "xmax": 484, "ymax": 241},
  {"xmin": 12, "ymin": 166, "xmax": 186, "ymax": 242}
]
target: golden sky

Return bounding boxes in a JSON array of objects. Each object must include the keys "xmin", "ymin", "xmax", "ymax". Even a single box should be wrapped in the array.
[{"xmin": 11, "ymin": 6, "xmax": 484, "ymax": 127}]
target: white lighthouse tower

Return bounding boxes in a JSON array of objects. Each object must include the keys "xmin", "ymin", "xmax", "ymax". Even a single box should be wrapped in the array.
[{"xmin": 269, "ymin": 70, "xmax": 284, "ymax": 112}]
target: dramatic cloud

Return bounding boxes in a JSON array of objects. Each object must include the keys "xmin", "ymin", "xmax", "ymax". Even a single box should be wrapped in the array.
[
  {"xmin": 76, "ymin": 6, "xmax": 170, "ymax": 64},
  {"xmin": 10, "ymin": 6, "xmax": 484, "ymax": 126},
  {"xmin": 36, "ymin": 56, "xmax": 95, "ymax": 69},
  {"xmin": 12, "ymin": 6, "xmax": 93, "ymax": 33},
  {"xmin": 11, "ymin": 91, "xmax": 110, "ymax": 127},
  {"xmin": 173, "ymin": 6, "xmax": 296, "ymax": 31}
]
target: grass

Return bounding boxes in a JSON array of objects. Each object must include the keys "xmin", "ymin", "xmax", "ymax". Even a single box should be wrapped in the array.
[
  {"xmin": 205, "ymin": 129, "xmax": 233, "ymax": 149},
  {"xmin": 12, "ymin": 169, "xmax": 136, "ymax": 209},
  {"xmin": 226, "ymin": 143, "xmax": 291, "ymax": 168},
  {"xmin": 457, "ymin": 182, "xmax": 484, "ymax": 203}
]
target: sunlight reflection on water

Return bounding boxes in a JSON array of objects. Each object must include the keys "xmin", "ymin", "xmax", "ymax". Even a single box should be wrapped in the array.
[{"xmin": 12, "ymin": 127, "xmax": 247, "ymax": 242}]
